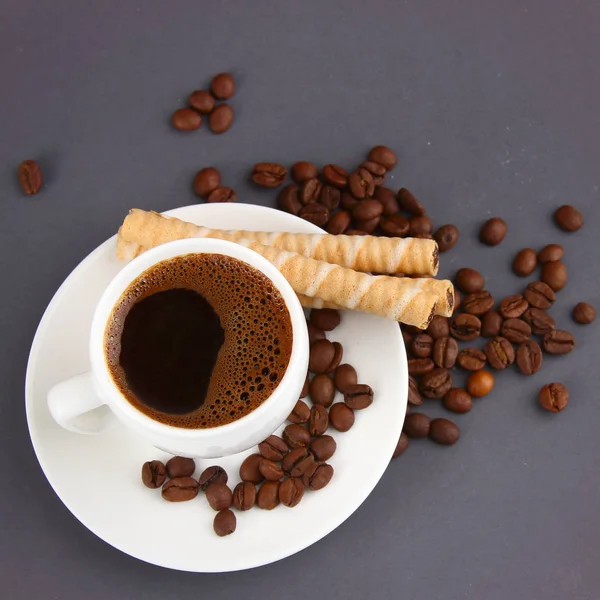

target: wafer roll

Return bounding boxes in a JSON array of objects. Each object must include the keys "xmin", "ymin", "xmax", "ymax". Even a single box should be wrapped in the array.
[{"xmin": 118, "ymin": 209, "xmax": 438, "ymax": 275}]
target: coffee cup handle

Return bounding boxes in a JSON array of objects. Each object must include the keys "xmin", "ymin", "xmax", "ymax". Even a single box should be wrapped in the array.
[{"xmin": 48, "ymin": 372, "xmax": 115, "ymax": 434}]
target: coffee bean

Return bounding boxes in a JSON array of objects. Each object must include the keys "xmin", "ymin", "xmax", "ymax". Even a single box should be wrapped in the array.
[
  {"xmin": 499, "ymin": 294, "xmax": 529, "ymax": 319},
  {"xmin": 210, "ymin": 73, "xmax": 235, "ymax": 99},
  {"xmin": 279, "ymin": 477, "xmax": 305, "ymax": 507},
  {"xmin": 288, "ymin": 399, "xmax": 310, "ymax": 424},
  {"xmin": 329, "ymin": 342, "xmax": 344, "ymax": 372},
  {"xmin": 299, "ymin": 203, "xmax": 329, "ymax": 226},
  {"xmin": 360, "ymin": 160, "xmax": 386, "ymax": 185},
  {"xmin": 462, "ymin": 291, "xmax": 495, "ymax": 316},
  {"xmin": 328, "ymin": 402, "xmax": 355, "ymax": 432},
  {"xmin": 408, "ymin": 357, "xmax": 435, "ymax": 375},
  {"xmin": 300, "ymin": 372, "xmax": 310, "ymax": 397},
  {"xmin": 349, "ymin": 168, "xmax": 375, "ymax": 199},
  {"xmin": 485, "ymin": 337, "xmax": 515, "ymax": 370},
  {"xmin": 356, "ymin": 216, "xmax": 380, "ymax": 234},
  {"xmin": 539, "ymin": 383, "xmax": 568, "ymax": 413},
  {"xmin": 538, "ymin": 244, "xmax": 564, "ymax": 263},
  {"xmin": 408, "ymin": 215, "xmax": 433, "ymax": 236},
  {"xmin": 392, "ymin": 432, "xmax": 410, "ymax": 458},
  {"xmin": 161, "ymin": 477, "xmax": 199, "ymax": 502},
  {"xmin": 213, "ymin": 509, "xmax": 236, "ymax": 536},
  {"xmin": 411, "ymin": 333, "xmax": 434, "ymax": 358},
  {"xmin": 344, "ymin": 383, "xmax": 374, "ymax": 409},
  {"xmin": 408, "ymin": 375, "xmax": 424, "ymax": 406},
  {"xmin": 208, "ymin": 104, "xmax": 234, "ymax": 133},
  {"xmin": 283, "ymin": 423, "xmax": 311, "ymax": 448},
  {"xmin": 232, "ymin": 481, "xmax": 256, "ymax": 511},
  {"xmin": 141, "ymin": 460, "xmax": 166, "ymax": 489},
  {"xmin": 310, "ymin": 308, "xmax": 341, "ymax": 331},
  {"xmin": 368, "ymin": 145, "xmax": 397, "ymax": 170},
  {"xmin": 434, "ymin": 225, "xmax": 460, "ymax": 252},
  {"xmin": 522, "ymin": 307, "xmax": 555, "ymax": 335},
  {"xmin": 239, "ymin": 454, "xmax": 264, "ymax": 484},
  {"xmin": 403, "ymin": 413, "xmax": 431, "ymax": 438},
  {"xmin": 433, "ymin": 337, "xmax": 458, "ymax": 369},
  {"xmin": 307, "ymin": 321, "xmax": 326, "ymax": 344},
  {"xmin": 333, "ymin": 363, "xmax": 358, "ymax": 394},
  {"xmin": 541, "ymin": 260, "xmax": 567, "ymax": 291},
  {"xmin": 429, "ymin": 418, "xmax": 460, "ymax": 445},
  {"xmin": 309, "ymin": 374, "xmax": 335, "ymax": 408},
  {"xmin": 166, "ymin": 456, "xmax": 195, "ymax": 478},
  {"xmin": 479, "ymin": 217, "xmax": 507, "ymax": 246},
  {"xmin": 189, "ymin": 90, "xmax": 215, "ymax": 114},
  {"xmin": 455, "ymin": 268, "xmax": 485, "ymax": 294},
  {"xmin": 427, "ymin": 316, "xmax": 450, "ymax": 339},
  {"xmin": 501, "ymin": 318, "xmax": 532, "ymax": 343},
  {"xmin": 322, "ymin": 164, "xmax": 348, "ymax": 187},
  {"xmin": 443, "ymin": 388, "xmax": 473, "ymax": 413},
  {"xmin": 450, "ymin": 314, "xmax": 481, "ymax": 341},
  {"xmin": 397, "ymin": 188, "xmax": 425, "ymax": 216},
  {"xmin": 18, "ymin": 160, "xmax": 43, "ymax": 195},
  {"xmin": 309, "ymin": 339, "xmax": 337, "ymax": 373},
  {"xmin": 542, "ymin": 330, "xmax": 575, "ymax": 355},
  {"xmin": 420, "ymin": 368, "xmax": 452, "ymax": 399},
  {"xmin": 304, "ymin": 463, "xmax": 334, "ymax": 490},
  {"xmin": 299, "ymin": 178, "xmax": 322, "ymax": 205},
  {"xmin": 454, "ymin": 290, "xmax": 462, "ymax": 313},
  {"xmin": 381, "ymin": 215, "xmax": 410, "ymax": 237},
  {"xmin": 283, "ymin": 448, "xmax": 315, "ymax": 477},
  {"xmin": 524, "ymin": 281, "xmax": 555, "ymax": 309},
  {"xmin": 341, "ymin": 191, "xmax": 360, "ymax": 211},
  {"xmin": 573, "ymin": 302, "xmax": 596, "ymax": 324},
  {"xmin": 466, "ymin": 369, "xmax": 495, "ymax": 397},
  {"xmin": 310, "ymin": 435, "xmax": 337, "ymax": 461},
  {"xmin": 277, "ymin": 184, "xmax": 302, "ymax": 215},
  {"xmin": 319, "ymin": 185, "xmax": 341, "ymax": 210},
  {"xmin": 198, "ymin": 466, "xmax": 228, "ymax": 492},
  {"xmin": 291, "ymin": 161, "xmax": 318, "ymax": 183},
  {"xmin": 172, "ymin": 108, "xmax": 202, "ymax": 131},
  {"xmin": 193, "ymin": 167, "xmax": 221, "ymax": 197},
  {"xmin": 481, "ymin": 310, "xmax": 503, "ymax": 338},
  {"xmin": 257, "ymin": 481, "xmax": 280, "ymax": 510},
  {"xmin": 554, "ymin": 205, "xmax": 583, "ymax": 232},
  {"xmin": 353, "ymin": 198, "xmax": 384, "ymax": 221},
  {"xmin": 251, "ymin": 163, "xmax": 287, "ymax": 188},
  {"xmin": 259, "ymin": 436, "xmax": 289, "ymax": 462},
  {"xmin": 309, "ymin": 404, "xmax": 329, "ymax": 436},
  {"xmin": 516, "ymin": 340, "xmax": 543, "ymax": 375},
  {"xmin": 207, "ymin": 186, "xmax": 237, "ymax": 203},
  {"xmin": 326, "ymin": 210, "xmax": 352, "ymax": 234},
  {"xmin": 374, "ymin": 187, "xmax": 400, "ymax": 215},
  {"xmin": 259, "ymin": 459, "xmax": 285, "ymax": 481},
  {"xmin": 205, "ymin": 483, "xmax": 233, "ymax": 511},
  {"xmin": 457, "ymin": 348, "xmax": 487, "ymax": 371},
  {"xmin": 413, "ymin": 232, "xmax": 433, "ymax": 239},
  {"xmin": 513, "ymin": 248, "xmax": 538, "ymax": 277}
]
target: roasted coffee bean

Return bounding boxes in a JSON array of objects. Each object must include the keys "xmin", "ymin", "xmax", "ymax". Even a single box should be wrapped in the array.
[
  {"xmin": 18, "ymin": 160, "xmax": 43, "ymax": 195},
  {"xmin": 283, "ymin": 424, "xmax": 311, "ymax": 448},
  {"xmin": 453, "ymin": 289, "xmax": 462, "ymax": 313},
  {"xmin": 455, "ymin": 268, "xmax": 485, "ymax": 294},
  {"xmin": 516, "ymin": 340, "xmax": 543, "ymax": 375},
  {"xmin": 368, "ymin": 145, "xmax": 397, "ymax": 170},
  {"xmin": 501, "ymin": 318, "xmax": 531, "ymax": 343},
  {"xmin": 232, "ymin": 482, "xmax": 256, "ymax": 511},
  {"xmin": 397, "ymin": 188, "xmax": 425, "ymax": 216},
  {"xmin": 141, "ymin": 460, "xmax": 166, "ymax": 489},
  {"xmin": 427, "ymin": 316, "xmax": 450, "ymax": 339},
  {"xmin": 479, "ymin": 217, "xmax": 507, "ymax": 246},
  {"xmin": 309, "ymin": 404, "xmax": 329, "ymax": 436},
  {"xmin": 374, "ymin": 187, "xmax": 400, "ymax": 215},
  {"xmin": 554, "ymin": 205, "xmax": 583, "ymax": 232},
  {"xmin": 538, "ymin": 244, "xmax": 564, "ymax": 263},
  {"xmin": 288, "ymin": 399, "xmax": 310, "ymax": 424},
  {"xmin": 210, "ymin": 72, "xmax": 235, "ymax": 99},
  {"xmin": 392, "ymin": 432, "xmax": 410, "ymax": 459},
  {"xmin": 333, "ymin": 364, "xmax": 358, "ymax": 394},
  {"xmin": 522, "ymin": 307, "xmax": 555, "ymax": 335},
  {"xmin": 322, "ymin": 164, "xmax": 348, "ymax": 187},
  {"xmin": 420, "ymin": 368, "xmax": 452, "ymax": 399},
  {"xmin": 485, "ymin": 337, "xmax": 515, "ymax": 369},
  {"xmin": 258, "ymin": 459, "xmax": 284, "ymax": 481},
  {"xmin": 450, "ymin": 314, "xmax": 481, "ymax": 341},
  {"xmin": 239, "ymin": 454, "xmax": 264, "ymax": 484},
  {"xmin": 328, "ymin": 402, "xmax": 355, "ymax": 431},
  {"xmin": 310, "ymin": 435, "xmax": 337, "ymax": 461},
  {"xmin": 341, "ymin": 190, "xmax": 359, "ymax": 211},
  {"xmin": 291, "ymin": 161, "xmax": 318, "ymax": 183},
  {"xmin": 279, "ymin": 477, "xmax": 305, "ymax": 507},
  {"xmin": 408, "ymin": 357, "xmax": 435, "ymax": 375},
  {"xmin": 353, "ymin": 198, "xmax": 384, "ymax": 221},
  {"xmin": 259, "ymin": 435, "xmax": 289, "ymax": 462},
  {"xmin": 198, "ymin": 465, "xmax": 228, "ymax": 491},
  {"xmin": 251, "ymin": 163, "xmax": 287, "ymax": 188},
  {"xmin": 277, "ymin": 183, "xmax": 302, "ymax": 215},
  {"xmin": 512, "ymin": 248, "xmax": 538, "ymax": 277},
  {"xmin": 213, "ymin": 509, "xmax": 236, "ymax": 536},
  {"xmin": 344, "ymin": 383, "xmax": 374, "ymax": 409},
  {"xmin": 433, "ymin": 337, "xmax": 458, "ymax": 369},
  {"xmin": 326, "ymin": 210, "xmax": 352, "ymax": 234},
  {"xmin": 299, "ymin": 178, "xmax": 322, "ymax": 205},
  {"xmin": 299, "ymin": 202, "xmax": 329, "ymax": 226},
  {"xmin": 411, "ymin": 333, "xmax": 434, "ymax": 358},
  {"xmin": 189, "ymin": 90, "xmax": 215, "ymax": 114},
  {"xmin": 309, "ymin": 374, "xmax": 336, "ymax": 407},
  {"xmin": 523, "ymin": 281, "xmax": 555, "ymax": 309},
  {"xmin": 205, "ymin": 483, "xmax": 233, "ymax": 511},
  {"xmin": 304, "ymin": 463, "xmax": 334, "ymax": 490},
  {"xmin": 348, "ymin": 168, "xmax": 375, "ymax": 199},
  {"xmin": 573, "ymin": 302, "xmax": 596, "ymax": 324},
  {"xmin": 466, "ymin": 370, "xmax": 495, "ymax": 397},
  {"xmin": 208, "ymin": 104, "xmax": 234, "ymax": 133},
  {"xmin": 539, "ymin": 383, "xmax": 568, "ymax": 413},
  {"xmin": 499, "ymin": 294, "xmax": 529, "ymax": 319},
  {"xmin": 542, "ymin": 330, "xmax": 575, "ymax": 355},
  {"xmin": 207, "ymin": 186, "xmax": 237, "ymax": 203},
  {"xmin": 443, "ymin": 388, "xmax": 472, "ymax": 413},
  {"xmin": 457, "ymin": 348, "xmax": 487, "ymax": 371},
  {"xmin": 310, "ymin": 308, "xmax": 341, "ymax": 331},
  {"xmin": 166, "ymin": 456, "xmax": 195, "ymax": 479},
  {"xmin": 356, "ymin": 217, "xmax": 380, "ymax": 234},
  {"xmin": 414, "ymin": 232, "xmax": 433, "ymax": 239},
  {"xmin": 409, "ymin": 216, "xmax": 433, "ymax": 236},
  {"xmin": 403, "ymin": 413, "xmax": 431, "ymax": 438},
  {"xmin": 408, "ymin": 375, "xmax": 424, "ymax": 406},
  {"xmin": 307, "ymin": 321, "xmax": 326, "ymax": 344},
  {"xmin": 359, "ymin": 160, "xmax": 386, "ymax": 185},
  {"xmin": 193, "ymin": 167, "xmax": 221, "ymax": 197},
  {"xmin": 429, "ymin": 418, "xmax": 460, "ymax": 445},
  {"xmin": 462, "ymin": 291, "xmax": 495, "ymax": 316},
  {"xmin": 329, "ymin": 342, "xmax": 344, "ymax": 372},
  {"xmin": 257, "ymin": 481, "xmax": 280, "ymax": 510},
  {"xmin": 161, "ymin": 477, "xmax": 199, "ymax": 502},
  {"xmin": 319, "ymin": 185, "xmax": 341, "ymax": 210},
  {"xmin": 381, "ymin": 215, "xmax": 410, "ymax": 237},
  {"xmin": 481, "ymin": 310, "xmax": 503, "ymax": 338},
  {"xmin": 285, "ymin": 448, "xmax": 316, "ymax": 477},
  {"xmin": 434, "ymin": 224, "xmax": 459, "ymax": 252},
  {"xmin": 172, "ymin": 108, "xmax": 202, "ymax": 131},
  {"xmin": 541, "ymin": 260, "xmax": 567, "ymax": 291}
]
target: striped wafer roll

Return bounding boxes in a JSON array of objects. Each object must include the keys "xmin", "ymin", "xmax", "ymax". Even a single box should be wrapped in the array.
[{"xmin": 118, "ymin": 209, "xmax": 438, "ymax": 275}]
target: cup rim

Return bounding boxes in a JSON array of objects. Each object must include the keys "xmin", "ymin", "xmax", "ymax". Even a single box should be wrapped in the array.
[{"xmin": 90, "ymin": 238, "xmax": 308, "ymax": 439}]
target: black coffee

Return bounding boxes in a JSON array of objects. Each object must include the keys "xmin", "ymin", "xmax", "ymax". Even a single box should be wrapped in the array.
[{"xmin": 105, "ymin": 253, "xmax": 293, "ymax": 429}]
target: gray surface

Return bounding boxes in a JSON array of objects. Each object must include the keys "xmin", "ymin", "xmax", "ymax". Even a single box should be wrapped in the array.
[{"xmin": 1, "ymin": 0, "xmax": 599, "ymax": 598}]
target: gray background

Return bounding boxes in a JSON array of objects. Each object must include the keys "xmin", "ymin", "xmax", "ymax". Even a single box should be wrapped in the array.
[{"xmin": 1, "ymin": 0, "xmax": 599, "ymax": 598}]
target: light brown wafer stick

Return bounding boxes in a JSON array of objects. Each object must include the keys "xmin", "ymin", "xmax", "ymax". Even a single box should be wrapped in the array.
[{"xmin": 119, "ymin": 209, "xmax": 438, "ymax": 276}]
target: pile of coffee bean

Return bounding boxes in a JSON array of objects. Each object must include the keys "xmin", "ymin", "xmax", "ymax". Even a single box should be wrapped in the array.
[
  {"xmin": 142, "ymin": 308, "xmax": 378, "ymax": 536},
  {"xmin": 171, "ymin": 72, "xmax": 235, "ymax": 134},
  {"xmin": 192, "ymin": 166, "xmax": 237, "ymax": 203}
]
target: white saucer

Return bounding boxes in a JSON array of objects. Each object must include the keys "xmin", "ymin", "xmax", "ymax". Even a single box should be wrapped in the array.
[{"xmin": 25, "ymin": 203, "xmax": 407, "ymax": 572}]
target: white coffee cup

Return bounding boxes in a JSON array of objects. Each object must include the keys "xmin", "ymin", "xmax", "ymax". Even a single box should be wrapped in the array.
[{"xmin": 47, "ymin": 238, "xmax": 309, "ymax": 458}]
